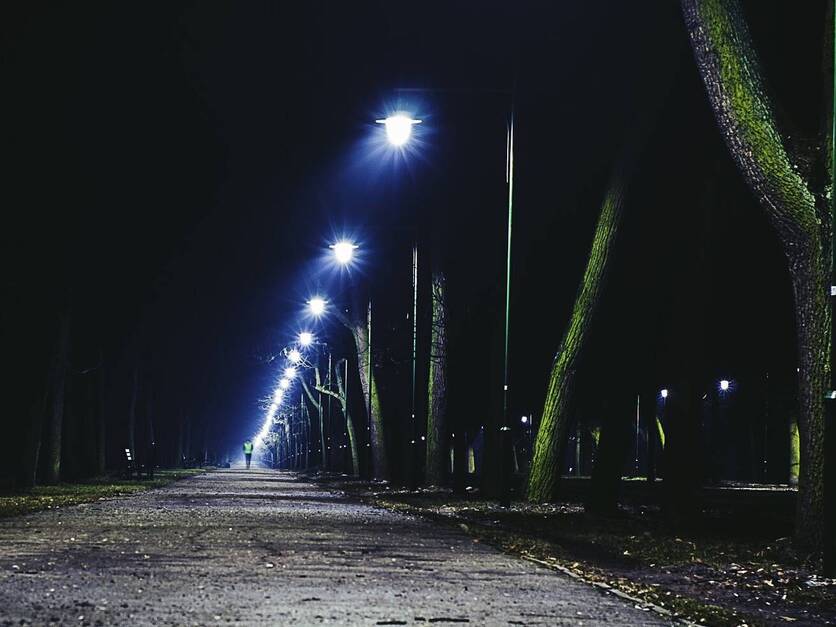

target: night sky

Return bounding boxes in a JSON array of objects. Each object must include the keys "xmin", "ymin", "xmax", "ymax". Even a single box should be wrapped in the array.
[{"xmin": 2, "ymin": 2, "xmax": 827, "ymax": 460}]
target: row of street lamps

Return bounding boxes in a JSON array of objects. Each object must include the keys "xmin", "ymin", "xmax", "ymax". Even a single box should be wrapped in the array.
[{"xmin": 253, "ymin": 96, "xmax": 517, "ymax": 487}]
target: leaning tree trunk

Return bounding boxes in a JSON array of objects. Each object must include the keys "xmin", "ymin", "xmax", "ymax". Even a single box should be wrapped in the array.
[
  {"xmin": 527, "ymin": 174, "xmax": 627, "ymax": 502},
  {"xmin": 425, "ymin": 268, "xmax": 449, "ymax": 486},
  {"xmin": 681, "ymin": 0, "xmax": 831, "ymax": 551},
  {"xmin": 43, "ymin": 312, "xmax": 70, "ymax": 485}
]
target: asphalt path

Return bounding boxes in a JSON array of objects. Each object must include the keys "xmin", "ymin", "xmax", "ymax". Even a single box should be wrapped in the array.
[{"xmin": 0, "ymin": 469, "xmax": 669, "ymax": 625}]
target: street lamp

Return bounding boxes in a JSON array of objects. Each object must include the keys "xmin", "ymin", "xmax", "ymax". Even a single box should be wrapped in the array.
[
  {"xmin": 287, "ymin": 349, "xmax": 302, "ymax": 365},
  {"xmin": 720, "ymin": 379, "xmax": 730, "ymax": 392},
  {"xmin": 284, "ymin": 366, "xmax": 297, "ymax": 379},
  {"xmin": 376, "ymin": 113, "xmax": 422, "ymax": 147},
  {"xmin": 661, "ymin": 388, "xmax": 669, "ymax": 399},
  {"xmin": 373, "ymin": 95, "xmax": 514, "ymax": 496},
  {"xmin": 331, "ymin": 240, "xmax": 358, "ymax": 265},
  {"xmin": 299, "ymin": 331, "xmax": 314, "ymax": 347},
  {"xmin": 308, "ymin": 297, "xmax": 326, "ymax": 316},
  {"xmin": 279, "ymin": 377, "xmax": 291, "ymax": 390}
]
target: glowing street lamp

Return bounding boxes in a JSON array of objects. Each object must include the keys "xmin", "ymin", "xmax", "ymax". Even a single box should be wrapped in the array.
[
  {"xmin": 376, "ymin": 113, "xmax": 422, "ymax": 147},
  {"xmin": 287, "ymin": 349, "xmax": 302, "ymax": 365},
  {"xmin": 661, "ymin": 388, "xmax": 669, "ymax": 399},
  {"xmin": 279, "ymin": 377, "xmax": 291, "ymax": 390},
  {"xmin": 273, "ymin": 388, "xmax": 284, "ymax": 404},
  {"xmin": 720, "ymin": 380, "xmax": 730, "ymax": 392},
  {"xmin": 308, "ymin": 297, "xmax": 326, "ymax": 316},
  {"xmin": 299, "ymin": 331, "xmax": 314, "ymax": 346},
  {"xmin": 284, "ymin": 366, "xmax": 297, "ymax": 379},
  {"xmin": 331, "ymin": 240, "xmax": 358, "ymax": 265},
  {"xmin": 520, "ymin": 416, "xmax": 528, "ymax": 425}
]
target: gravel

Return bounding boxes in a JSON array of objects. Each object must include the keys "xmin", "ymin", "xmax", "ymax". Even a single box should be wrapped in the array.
[{"xmin": 0, "ymin": 469, "xmax": 670, "ymax": 625}]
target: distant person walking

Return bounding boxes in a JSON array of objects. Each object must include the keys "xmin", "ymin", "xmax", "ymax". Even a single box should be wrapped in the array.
[{"xmin": 243, "ymin": 440, "xmax": 254, "ymax": 469}]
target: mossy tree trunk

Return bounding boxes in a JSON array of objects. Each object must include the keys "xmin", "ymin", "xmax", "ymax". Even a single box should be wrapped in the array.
[
  {"xmin": 682, "ymin": 0, "xmax": 831, "ymax": 550},
  {"xmin": 425, "ymin": 268, "xmax": 449, "ymax": 486},
  {"xmin": 527, "ymin": 174, "xmax": 628, "ymax": 502}
]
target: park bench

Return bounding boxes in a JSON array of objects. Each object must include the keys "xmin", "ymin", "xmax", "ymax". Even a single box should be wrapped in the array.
[{"xmin": 123, "ymin": 448, "xmax": 155, "ymax": 480}]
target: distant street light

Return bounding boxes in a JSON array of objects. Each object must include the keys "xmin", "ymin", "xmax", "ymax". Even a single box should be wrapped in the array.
[
  {"xmin": 331, "ymin": 240, "xmax": 358, "ymax": 265},
  {"xmin": 308, "ymin": 297, "xmax": 327, "ymax": 316},
  {"xmin": 299, "ymin": 331, "xmax": 314, "ymax": 346},
  {"xmin": 521, "ymin": 416, "xmax": 528, "ymax": 424},
  {"xmin": 720, "ymin": 379, "xmax": 730, "ymax": 391},
  {"xmin": 284, "ymin": 366, "xmax": 297, "ymax": 379},
  {"xmin": 661, "ymin": 388, "xmax": 668, "ymax": 399},
  {"xmin": 376, "ymin": 113, "xmax": 422, "ymax": 146},
  {"xmin": 288, "ymin": 349, "xmax": 302, "ymax": 364},
  {"xmin": 279, "ymin": 377, "xmax": 291, "ymax": 390},
  {"xmin": 273, "ymin": 389, "xmax": 283, "ymax": 404}
]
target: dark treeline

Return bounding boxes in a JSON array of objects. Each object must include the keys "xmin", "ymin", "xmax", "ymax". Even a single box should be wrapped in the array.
[{"xmin": 2, "ymin": 0, "xmax": 830, "ymax": 562}]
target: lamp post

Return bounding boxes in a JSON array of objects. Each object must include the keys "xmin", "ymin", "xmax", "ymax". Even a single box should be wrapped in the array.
[
  {"xmin": 377, "ymin": 115, "xmax": 422, "ymax": 486},
  {"xmin": 382, "ymin": 92, "xmax": 516, "ymax": 504}
]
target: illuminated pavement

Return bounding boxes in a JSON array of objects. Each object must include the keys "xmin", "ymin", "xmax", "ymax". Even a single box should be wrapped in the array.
[{"xmin": 0, "ymin": 469, "xmax": 668, "ymax": 625}]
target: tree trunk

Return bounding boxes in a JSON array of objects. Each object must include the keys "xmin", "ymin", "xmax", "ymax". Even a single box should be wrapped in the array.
[
  {"xmin": 425, "ymin": 268, "xmax": 449, "ymax": 486},
  {"xmin": 527, "ymin": 174, "xmax": 627, "ymax": 502},
  {"xmin": 21, "ymin": 385, "xmax": 48, "ymax": 489},
  {"xmin": 790, "ymin": 415, "xmax": 801, "ymax": 486},
  {"xmin": 127, "ymin": 366, "xmax": 139, "ymax": 457},
  {"xmin": 335, "ymin": 359, "xmax": 360, "ymax": 477},
  {"xmin": 303, "ymin": 394, "xmax": 311, "ymax": 469},
  {"xmin": 43, "ymin": 312, "xmax": 70, "ymax": 485},
  {"xmin": 351, "ymin": 317, "xmax": 388, "ymax": 480},
  {"xmin": 96, "ymin": 359, "xmax": 106, "ymax": 475},
  {"xmin": 681, "ymin": 0, "xmax": 830, "ymax": 550},
  {"xmin": 587, "ymin": 392, "xmax": 633, "ymax": 514},
  {"xmin": 145, "ymin": 382, "xmax": 156, "ymax": 477}
]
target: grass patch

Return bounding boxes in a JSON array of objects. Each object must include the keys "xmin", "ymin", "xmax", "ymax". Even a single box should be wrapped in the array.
[{"xmin": 0, "ymin": 469, "xmax": 206, "ymax": 518}]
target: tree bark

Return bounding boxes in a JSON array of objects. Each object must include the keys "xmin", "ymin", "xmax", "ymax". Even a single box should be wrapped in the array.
[
  {"xmin": 43, "ymin": 311, "xmax": 70, "ymax": 485},
  {"xmin": 21, "ymin": 383, "xmax": 48, "ymax": 489},
  {"xmin": 330, "ymin": 359, "xmax": 360, "ymax": 477},
  {"xmin": 300, "ymin": 367, "xmax": 326, "ymax": 469},
  {"xmin": 96, "ymin": 357, "xmax": 106, "ymax": 475},
  {"xmin": 587, "ymin": 392, "xmax": 633, "ymax": 514},
  {"xmin": 681, "ymin": 0, "xmax": 830, "ymax": 550},
  {"xmin": 127, "ymin": 366, "xmax": 139, "ymax": 458},
  {"xmin": 425, "ymin": 268, "xmax": 449, "ymax": 486},
  {"xmin": 527, "ymin": 174, "xmax": 627, "ymax": 502},
  {"xmin": 352, "ymin": 318, "xmax": 388, "ymax": 480}
]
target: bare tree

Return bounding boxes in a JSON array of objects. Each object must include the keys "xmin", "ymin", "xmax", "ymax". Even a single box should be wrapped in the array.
[{"xmin": 308, "ymin": 357, "xmax": 360, "ymax": 477}]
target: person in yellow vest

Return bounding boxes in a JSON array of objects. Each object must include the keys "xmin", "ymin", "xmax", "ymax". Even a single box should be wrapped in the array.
[{"xmin": 243, "ymin": 440, "xmax": 254, "ymax": 469}]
